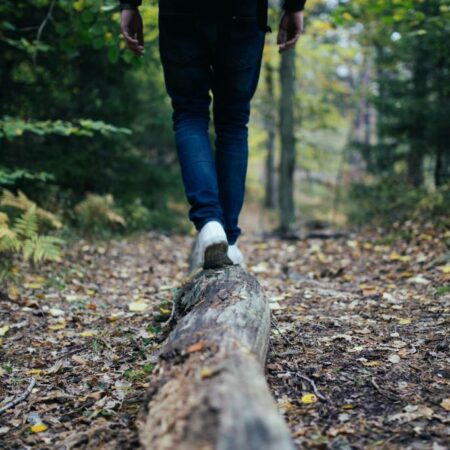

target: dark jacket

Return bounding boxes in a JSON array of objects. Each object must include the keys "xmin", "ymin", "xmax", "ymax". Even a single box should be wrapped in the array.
[{"xmin": 119, "ymin": 0, "xmax": 307, "ymax": 32}]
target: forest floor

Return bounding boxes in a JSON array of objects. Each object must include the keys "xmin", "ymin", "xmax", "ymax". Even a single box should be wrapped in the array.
[{"xmin": 0, "ymin": 225, "xmax": 449, "ymax": 449}]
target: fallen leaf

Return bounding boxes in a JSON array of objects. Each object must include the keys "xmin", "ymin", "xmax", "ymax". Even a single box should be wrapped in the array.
[
  {"xmin": 388, "ymin": 354, "xmax": 401, "ymax": 364},
  {"xmin": 397, "ymin": 318, "xmax": 412, "ymax": 325},
  {"xmin": 72, "ymin": 355, "xmax": 86, "ymax": 365},
  {"xmin": 80, "ymin": 330, "xmax": 97, "ymax": 337},
  {"xmin": 200, "ymin": 367, "xmax": 214, "ymax": 378},
  {"xmin": 438, "ymin": 265, "xmax": 450, "ymax": 274},
  {"xmin": 49, "ymin": 308, "xmax": 65, "ymax": 317},
  {"xmin": 129, "ymin": 299, "xmax": 150, "ymax": 312},
  {"xmin": 364, "ymin": 361, "xmax": 382, "ymax": 367},
  {"xmin": 187, "ymin": 341, "xmax": 205, "ymax": 353},
  {"xmin": 48, "ymin": 321, "xmax": 66, "ymax": 331},
  {"xmin": 0, "ymin": 325, "xmax": 10, "ymax": 337},
  {"xmin": 31, "ymin": 423, "xmax": 48, "ymax": 433},
  {"xmin": 440, "ymin": 398, "xmax": 450, "ymax": 411},
  {"xmin": 301, "ymin": 393, "xmax": 318, "ymax": 404}
]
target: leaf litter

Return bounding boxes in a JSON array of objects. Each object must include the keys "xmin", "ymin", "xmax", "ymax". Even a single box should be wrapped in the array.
[{"xmin": 0, "ymin": 225, "xmax": 448, "ymax": 449}]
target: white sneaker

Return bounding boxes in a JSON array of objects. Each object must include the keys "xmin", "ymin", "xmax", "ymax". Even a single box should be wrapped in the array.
[
  {"xmin": 228, "ymin": 244, "xmax": 246, "ymax": 270},
  {"xmin": 190, "ymin": 221, "xmax": 232, "ymax": 270}
]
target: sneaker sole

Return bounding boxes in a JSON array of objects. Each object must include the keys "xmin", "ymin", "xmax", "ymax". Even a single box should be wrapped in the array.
[{"xmin": 203, "ymin": 241, "xmax": 233, "ymax": 269}]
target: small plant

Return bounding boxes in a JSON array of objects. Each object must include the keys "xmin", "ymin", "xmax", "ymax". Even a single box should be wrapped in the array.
[
  {"xmin": 0, "ymin": 190, "xmax": 64, "ymax": 280},
  {"xmin": 74, "ymin": 194, "xmax": 126, "ymax": 235}
]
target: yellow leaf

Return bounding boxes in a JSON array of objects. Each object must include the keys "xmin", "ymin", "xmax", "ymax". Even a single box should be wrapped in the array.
[
  {"xmin": 0, "ymin": 325, "xmax": 10, "ymax": 336},
  {"xmin": 397, "ymin": 318, "xmax": 412, "ymax": 325},
  {"xmin": 201, "ymin": 367, "xmax": 213, "ymax": 379},
  {"xmin": 8, "ymin": 286, "xmax": 18, "ymax": 300},
  {"xmin": 24, "ymin": 282, "xmax": 43, "ymax": 290},
  {"xmin": 440, "ymin": 398, "xmax": 450, "ymax": 411},
  {"xmin": 389, "ymin": 251, "xmax": 401, "ymax": 261},
  {"xmin": 159, "ymin": 307, "xmax": 171, "ymax": 315},
  {"xmin": 438, "ymin": 265, "xmax": 450, "ymax": 274},
  {"xmin": 48, "ymin": 321, "xmax": 66, "ymax": 331},
  {"xmin": 80, "ymin": 330, "xmax": 97, "ymax": 337},
  {"xmin": 129, "ymin": 299, "xmax": 149, "ymax": 312},
  {"xmin": 342, "ymin": 404, "xmax": 354, "ymax": 409},
  {"xmin": 363, "ymin": 361, "xmax": 381, "ymax": 367},
  {"xmin": 26, "ymin": 369, "xmax": 45, "ymax": 375},
  {"xmin": 301, "ymin": 393, "xmax": 318, "ymax": 404},
  {"xmin": 31, "ymin": 423, "xmax": 48, "ymax": 433}
]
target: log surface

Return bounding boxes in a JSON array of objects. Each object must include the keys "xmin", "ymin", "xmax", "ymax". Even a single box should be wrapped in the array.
[{"xmin": 139, "ymin": 265, "xmax": 295, "ymax": 450}]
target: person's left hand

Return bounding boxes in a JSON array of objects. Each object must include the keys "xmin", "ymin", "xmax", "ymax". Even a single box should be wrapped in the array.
[
  {"xmin": 120, "ymin": 9, "xmax": 144, "ymax": 56},
  {"xmin": 277, "ymin": 11, "xmax": 304, "ymax": 53}
]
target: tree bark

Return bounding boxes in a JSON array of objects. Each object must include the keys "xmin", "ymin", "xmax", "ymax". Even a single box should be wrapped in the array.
[
  {"xmin": 264, "ymin": 61, "xmax": 277, "ymax": 209},
  {"xmin": 278, "ymin": 48, "xmax": 297, "ymax": 234},
  {"xmin": 139, "ymin": 266, "xmax": 294, "ymax": 450}
]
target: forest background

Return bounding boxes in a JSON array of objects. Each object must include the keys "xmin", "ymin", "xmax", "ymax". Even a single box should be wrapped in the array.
[{"xmin": 1, "ymin": 0, "xmax": 449, "ymax": 273}]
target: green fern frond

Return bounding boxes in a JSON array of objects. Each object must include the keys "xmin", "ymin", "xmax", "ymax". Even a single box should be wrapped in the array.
[{"xmin": 13, "ymin": 206, "xmax": 39, "ymax": 240}]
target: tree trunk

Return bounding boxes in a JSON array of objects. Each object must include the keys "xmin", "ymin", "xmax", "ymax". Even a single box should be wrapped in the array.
[
  {"xmin": 139, "ymin": 266, "xmax": 295, "ymax": 450},
  {"xmin": 278, "ymin": 48, "xmax": 296, "ymax": 234},
  {"xmin": 264, "ymin": 61, "xmax": 277, "ymax": 209}
]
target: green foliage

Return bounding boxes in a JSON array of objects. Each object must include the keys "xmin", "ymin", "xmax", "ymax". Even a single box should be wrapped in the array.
[
  {"xmin": 334, "ymin": 0, "xmax": 450, "ymax": 188},
  {"xmin": 0, "ymin": 0, "xmax": 180, "ymax": 236},
  {"xmin": 0, "ymin": 167, "xmax": 54, "ymax": 186},
  {"xmin": 348, "ymin": 179, "xmax": 450, "ymax": 227},
  {"xmin": 0, "ymin": 190, "xmax": 64, "ymax": 279},
  {"xmin": 0, "ymin": 117, "xmax": 131, "ymax": 140}
]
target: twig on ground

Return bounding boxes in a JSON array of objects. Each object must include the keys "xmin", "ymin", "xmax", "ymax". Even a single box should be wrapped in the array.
[
  {"xmin": 371, "ymin": 377, "xmax": 399, "ymax": 401},
  {"xmin": 296, "ymin": 373, "xmax": 328, "ymax": 402},
  {"xmin": 271, "ymin": 319, "xmax": 295, "ymax": 347},
  {"xmin": 55, "ymin": 345, "xmax": 87, "ymax": 360},
  {"xmin": 0, "ymin": 377, "xmax": 36, "ymax": 415},
  {"xmin": 271, "ymin": 318, "xmax": 307, "ymax": 352}
]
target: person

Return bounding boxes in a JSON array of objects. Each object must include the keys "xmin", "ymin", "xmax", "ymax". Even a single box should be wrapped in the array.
[{"xmin": 119, "ymin": 0, "xmax": 305, "ymax": 269}]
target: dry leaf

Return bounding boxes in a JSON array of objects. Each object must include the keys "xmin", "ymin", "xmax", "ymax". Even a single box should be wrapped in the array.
[
  {"xmin": 440, "ymin": 398, "xmax": 450, "ymax": 411},
  {"xmin": 301, "ymin": 393, "xmax": 318, "ymax": 404},
  {"xmin": 388, "ymin": 354, "xmax": 401, "ymax": 364},
  {"xmin": 187, "ymin": 341, "xmax": 205, "ymax": 353},
  {"xmin": 129, "ymin": 299, "xmax": 149, "ymax": 312},
  {"xmin": 31, "ymin": 423, "xmax": 48, "ymax": 433}
]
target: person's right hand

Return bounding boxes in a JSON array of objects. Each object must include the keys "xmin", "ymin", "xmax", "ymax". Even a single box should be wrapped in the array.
[
  {"xmin": 277, "ymin": 11, "xmax": 304, "ymax": 53},
  {"xmin": 120, "ymin": 9, "xmax": 144, "ymax": 56}
]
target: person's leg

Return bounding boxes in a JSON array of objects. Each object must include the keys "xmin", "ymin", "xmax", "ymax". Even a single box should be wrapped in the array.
[
  {"xmin": 158, "ymin": 14, "xmax": 224, "ymax": 232},
  {"xmin": 211, "ymin": 17, "xmax": 265, "ymax": 245}
]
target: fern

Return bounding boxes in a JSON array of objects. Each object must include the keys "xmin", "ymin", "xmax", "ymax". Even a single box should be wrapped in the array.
[
  {"xmin": 0, "ymin": 191, "xmax": 64, "ymax": 280},
  {"xmin": 24, "ymin": 235, "xmax": 63, "ymax": 263},
  {"xmin": 0, "ymin": 189, "xmax": 62, "ymax": 229},
  {"xmin": 14, "ymin": 205, "xmax": 39, "ymax": 240}
]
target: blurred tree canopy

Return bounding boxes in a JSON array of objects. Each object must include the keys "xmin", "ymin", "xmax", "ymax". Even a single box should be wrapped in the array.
[
  {"xmin": 0, "ymin": 0, "xmax": 448, "ymax": 235},
  {"xmin": 0, "ymin": 0, "xmax": 185, "ymax": 231},
  {"xmin": 334, "ymin": 0, "xmax": 450, "ymax": 189}
]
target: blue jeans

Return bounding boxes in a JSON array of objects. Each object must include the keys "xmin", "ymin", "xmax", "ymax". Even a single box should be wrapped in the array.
[{"xmin": 158, "ymin": 12, "xmax": 265, "ymax": 244}]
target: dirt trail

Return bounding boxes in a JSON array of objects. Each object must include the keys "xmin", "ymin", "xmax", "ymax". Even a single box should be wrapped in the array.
[{"xmin": 0, "ymin": 228, "xmax": 449, "ymax": 449}]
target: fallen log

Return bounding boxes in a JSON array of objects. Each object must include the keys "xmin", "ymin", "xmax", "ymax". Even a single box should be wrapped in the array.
[{"xmin": 139, "ymin": 265, "xmax": 295, "ymax": 450}]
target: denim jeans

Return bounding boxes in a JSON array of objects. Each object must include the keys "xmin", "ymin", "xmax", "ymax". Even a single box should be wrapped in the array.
[{"xmin": 158, "ymin": 11, "xmax": 265, "ymax": 244}]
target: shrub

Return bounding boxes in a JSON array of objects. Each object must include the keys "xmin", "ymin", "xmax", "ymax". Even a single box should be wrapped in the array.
[
  {"xmin": 74, "ymin": 193, "xmax": 126, "ymax": 235},
  {"xmin": 348, "ymin": 178, "xmax": 450, "ymax": 228}
]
